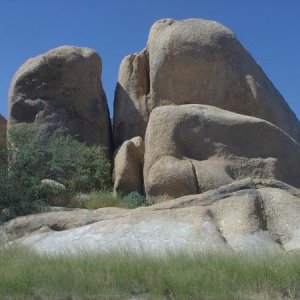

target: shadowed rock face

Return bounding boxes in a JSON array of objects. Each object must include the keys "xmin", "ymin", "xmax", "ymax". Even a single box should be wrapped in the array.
[
  {"xmin": 8, "ymin": 46, "xmax": 112, "ymax": 157},
  {"xmin": 113, "ymin": 18, "xmax": 300, "ymax": 148},
  {"xmin": 144, "ymin": 105, "xmax": 300, "ymax": 200}
]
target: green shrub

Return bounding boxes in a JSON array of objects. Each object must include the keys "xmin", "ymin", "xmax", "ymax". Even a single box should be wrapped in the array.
[
  {"xmin": 8, "ymin": 125, "xmax": 111, "ymax": 193},
  {"xmin": 0, "ymin": 124, "xmax": 111, "ymax": 221},
  {"xmin": 121, "ymin": 191, "xmax": 148, "ymax": 208}
]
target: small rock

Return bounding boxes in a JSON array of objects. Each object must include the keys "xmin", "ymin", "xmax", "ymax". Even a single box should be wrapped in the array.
[{"xmin": 41, "ymin": 179, "xmax": 66, "ymax": 191}]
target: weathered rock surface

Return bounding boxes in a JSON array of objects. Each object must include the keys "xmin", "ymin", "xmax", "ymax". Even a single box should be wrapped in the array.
[
  {"xmin": 1, "ymin": 179, "xmax": 299, "ymax": 255},
  {"xmin": 8, "ymin": 46, "xmax": 112, "ymax": 157},
  {"xmin": 144, "ymin": 105, "xmax": 300, "ymax": 200},
  {"xmin": 113, "ymin": 18, "xmax": 300, "ymax": 147},
  {"xmin": 113, "ymin": 136, "xmax": 145, "ymax": 195}
]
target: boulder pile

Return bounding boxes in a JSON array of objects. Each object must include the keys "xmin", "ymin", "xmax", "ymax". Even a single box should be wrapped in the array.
[{"xmin": 113, "ymin": 18, "xmax": 300, "ymax": 201}]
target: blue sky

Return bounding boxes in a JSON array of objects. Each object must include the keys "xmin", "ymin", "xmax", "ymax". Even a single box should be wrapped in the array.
[{"xmin": 0, "ymin": 0, "xmax": 299, "ymax": 119}]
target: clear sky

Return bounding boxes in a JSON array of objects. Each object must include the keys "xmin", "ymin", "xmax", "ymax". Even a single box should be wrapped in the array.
[{"xmin": 0, "ymin": 0, "xmax": 299, "ymax": 119}]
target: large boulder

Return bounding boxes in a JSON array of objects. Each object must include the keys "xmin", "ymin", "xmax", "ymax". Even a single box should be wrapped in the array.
[
  {"xmin": 2, "ymin": 179, "xmax": 299, "ymax": 254},
  {"xmin": 8, "ymin": 46, "xmax": 112, "ymax": 157},
  {"xmin": 113, "ymin": 18, "xmax": 300, "ymax": 147},
  {"xmin": 144, "ymin": 105, "xmax": 300, "ymax": 200},
  {"xmin": 113, "ymin": 136, "xmax": 145, "ymax": 195}
]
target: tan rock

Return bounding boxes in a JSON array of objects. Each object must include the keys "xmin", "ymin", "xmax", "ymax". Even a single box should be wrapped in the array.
[
  {"xmin": 144, "ymin": 105, "xmax": 300, "ymax": 200},
  {"xmin": 113, "ymin": 18, "xmax": 300, "ymax": 147},
  {"xmin": 113, "ymin": 136, "xmax": 144, "ymax": 195},
  {"xmin": 2, "ymin": 179, "xmax": 299, "ymax": 254},
  {"xmin": 8, "ymin": 46, "xmax": 112, "ymax": 157},
  {"xmin": 41, "ymin": 179, "xmax": 66, "ymax": 191}
]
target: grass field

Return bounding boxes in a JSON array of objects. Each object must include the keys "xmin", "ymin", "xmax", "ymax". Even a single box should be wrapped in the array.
[{"xmin": 0, "ymin": 245, "xmax": 299, "ymax": 299}]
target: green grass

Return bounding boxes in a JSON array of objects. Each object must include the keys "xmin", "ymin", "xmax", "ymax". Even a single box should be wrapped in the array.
[
  {"xmin": 0, "ymin": 245, "xmax": 299, "ymax": 299},
  {"xmin": 67, "ymin": 191, "xmax": 123, "ymax": 209},
  {"xmin": 66, "ymin": 191, "xmax": 149, "ymax": 210}
]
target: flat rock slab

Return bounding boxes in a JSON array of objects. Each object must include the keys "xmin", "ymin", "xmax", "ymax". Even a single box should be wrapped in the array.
[{"xmin": 1, "ymin": 179, "xmax": 299, "ymax": 255}]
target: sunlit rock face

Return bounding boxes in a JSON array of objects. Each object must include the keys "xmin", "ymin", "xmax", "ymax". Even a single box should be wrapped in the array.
[
  {"xmin": 144, "ymin": 104, "xmax": 300, "ymax": 200},
  {"xmin": 113, "ymin": 18, "xmax": 300, "ymax": 148}
]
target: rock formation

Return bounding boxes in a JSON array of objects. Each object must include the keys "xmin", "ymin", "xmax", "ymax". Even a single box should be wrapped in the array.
[
  {"xmin": 113, "ymin": 18, "xmax": 300, "ymax": 197},
  {"xmin": 144, "ymin": 105, "xmax": 300, "ymax": 200},
  {"xmin": 113, "ymin": 18, "xmax": 300, "ymax": 147},
  {"xmin": 8, "ymin": 46, "xmax": 112, "ymax": 157},
  {"xmin": 2, "ymin": 179, "xmax": 299, "ymax": 254},
  {"xmin": 2, "ymin": 18, "xmax": 300, "ymax": 256}
]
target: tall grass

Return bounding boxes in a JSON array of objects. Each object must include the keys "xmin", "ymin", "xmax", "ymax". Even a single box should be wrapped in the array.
[{"xmin": 0, "ymin": 245, "xmax": 299, "ymax": 299}]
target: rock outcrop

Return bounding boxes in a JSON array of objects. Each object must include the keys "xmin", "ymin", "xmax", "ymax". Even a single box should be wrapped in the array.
[
  {"xmin": 8, "ymin": 46, "xmax": 112, "ymax": 157},
  {"xmin": 113, "ymin": 136, "xmax": 144, "ymax": 195},
  {"xmin": 144, "ymin": 105, "xmax": 300, "ymax": 200},
  {"xmin": 113, "ymin": 18, "xmax": 300, "ymax": 147},
  {"xmin": 3, "ymin": 20, "xmax": 300, "ymax": 256},
  {"xmin": 2, "ymin": 179, "xmax": 299, "ymax": 254}
]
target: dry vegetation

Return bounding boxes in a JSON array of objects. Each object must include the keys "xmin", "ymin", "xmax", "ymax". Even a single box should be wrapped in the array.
[{"xmin": 0, "ymin": 244, "xmax": 299, "ymax": 299}]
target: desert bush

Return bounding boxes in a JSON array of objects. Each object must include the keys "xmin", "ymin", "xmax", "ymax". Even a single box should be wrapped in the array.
[
  {"xmin": 121, "ymin": 191, "xmax": 148, "ymax": 208},
  {"xmin": 8, "ymin": 125, "xmax": 111, "ymax": 193},
  {"xmin": 0, "ymin": 124, "xmax": 111, "ymax": 221}
]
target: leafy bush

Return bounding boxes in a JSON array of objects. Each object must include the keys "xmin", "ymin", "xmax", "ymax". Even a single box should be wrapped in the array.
[
  {"xmin": 0, "ymin": 124, "xmax": 111, "ymax": 221},
  {"xmin": 8, "ymin": 125, "xmax": 111, "ymax": 193}
]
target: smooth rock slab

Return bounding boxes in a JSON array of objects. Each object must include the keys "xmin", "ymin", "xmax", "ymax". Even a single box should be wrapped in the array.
[
  {"xmin": 19, "ymin": 208, "xmax": 228, "ymax": 255},
  {"xmin": 2, "ymin": 179, "xmax": 299, "ymax": 255}
]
